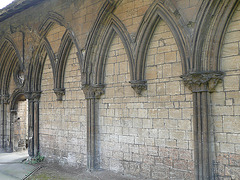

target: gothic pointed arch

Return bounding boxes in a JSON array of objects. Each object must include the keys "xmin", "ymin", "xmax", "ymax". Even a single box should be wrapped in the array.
[
  {"xmin": 134, "ymin": 0, "xmax": 190, "ymax": 82},
  {"xmin": 9, "ymin": 88, "xmax": 25, "ymax": 112},
  {"xmin": 39, "ymin": 11, "xmax": 82, "ymax": 67},
  {"xmin": 1, "ymin": 35, "xmax": 22, "ymax": 62},
  {"xmin": 0, "ymin": 43, "xmax": 15, "ymax": 92},
  {"xmin": 94, "ymin": 15, "xmax": 134, "ymax": 85},
  {"xmin": 192, "ymin": 0, "xmax": 239, "ymax": 72},
  {"xmin": 0, "ymin": 35, "xmax": 23, "ymax": 97},
  {"xmin": 28, "ymin": 38, "xmax": 55, "ymax": 93},
  {"xmin": 54, "ymin": 30, "xmax": 73, "ymax": 100},
  {"xmin": 84, "ymin": 0, "xmax": 122, "ymax": 84},
  {"xmin": 38, "ymin": 11, "xmax": 66, "ymax": 37},
  {"xmin": 2, "ymin": 55, "xmax": 18, "ymax": 96},
  {"xmin": 37, "ymin": 11, "xmax": 83, "ymax": 100}
]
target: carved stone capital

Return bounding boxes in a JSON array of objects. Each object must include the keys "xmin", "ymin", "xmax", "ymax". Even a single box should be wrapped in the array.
[
  {"xmin": 130, "ymin": 80, "xmax": 147, "ymax": 95},
  {"xmin": 82, "ymin": 84, "xmax": 105, "ymax": 99},
  {"xmin": 54, "ymin": 88, "xmax": 65, "ymax": 101},
  {"xmin": 32, "ymin": 91, "xmax": 41, "ymax": 101},
  {"xmin": 25, "ymin": 91, "xmax": 41, "ymax": 101},
  {"xmin": 2, "ymin": 94, "xmax": 10, "ymax": 104},
  {"xmin": 25, "ymin": 91, "xmax": 32, "ymax": 100},
  {"xmin": 180, "ymin": 71, "xmax": 224, "ymax": 93}
]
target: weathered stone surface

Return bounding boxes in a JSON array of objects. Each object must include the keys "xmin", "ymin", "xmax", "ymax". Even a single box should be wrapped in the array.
[{"xmin": 0, "ymin": 0, "xmax": 239, "ymax": 180}]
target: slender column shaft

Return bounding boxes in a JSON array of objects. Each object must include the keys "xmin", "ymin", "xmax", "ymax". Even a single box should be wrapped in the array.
[
  {"xmin": 3, "ymin": 102, "xmax": 6, "ymax": 149},
  {"xmin": 26, "ymin": 91, "xmax": 41, "ymax": 157},
  {"xmin": 87, "ymin": 98, "xmax": 96, "ymax": 170},
  {"xmin": 194, "ymin": 91, "xmax": 210, "ymax": 179},
  {"xmin": 33, "ymin": 99, "xmax": 40, "ymax": 156},
  {"xmin": 83, "ymin": 84, "xmax": 104, "ymax": 171},
  {"xmin": 28, "ymin": 98, "xmax": 34, "ymax": 157},
  {"xmin": 1, "ymin": 100, "xmax": 4, "ymax": 149},
  {"xmin": 0, "ymin": 100, "xmax": 2, "ymax": 148},
  {"xmin": 181, "ymin": 72, "xmax": 224, "ymax": 180},
  {"xmin": 202, "ymin": 92, "xmax": 209, "ymax": 179},
  {"xmin": 193, "ymin": 93, "xmax": 199, "ymax": 179},
  {"xmin": 9, "ymin": 111, "xmax": 17, "ymax": 152},
  {"xmin": 2, "ymin": 96, "xmax": 9, "ymax": 150}
]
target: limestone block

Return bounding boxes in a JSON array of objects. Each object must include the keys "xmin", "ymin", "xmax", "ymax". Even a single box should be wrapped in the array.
[
  {"xmin": 165, "ymin": 119, "xmax": 177, "ymax": 129},
  {"xmin": 132, "ymin": 153, "xmax": 143, "ymax": 162},
  {"xmin": 166, "ymin": 139, "xmax": 177, "ymax": 147},
  {"xmin": 224, "ymin": 31, "xmax": 240, "ymax": 44},
  {"xmin": 133, "ymin": 118, "xmax": 143, "ymax": 128},
  {"xmin": 227, "ymin": 20, "xmax": 240, "ymax": 32},
  {"xmin": 135, "ymin": 137, "xmax": 144, "ymax": 145},
  {"xmin": 222, "ymin": 42, "xmax": 239, "ymax": 57},
  {"xmin": 181, "ymin": 109, "xmax": 192, "ymax": 119},
  {"xmin": 213, "ymin": 106, "xmax": 234, "ymax": 116},
  {"xmin": 147, "ymin": 146, "xmax": 159, "ymax": 156},
  {"xmin": 165, "ymin": 51, "xmax": 177, "ymax": 63},
  {"xmin": 233, "ymin": 105, "xmax": 240, "ymax": 115},
  {"xmin": 155, "ymin": 139, "xmax": 165, "ymax": 147},
  {"xmin": 144, "ymin": 138, "xmax": 155, "ymax": 146},
  {"xmin": 119, "ymin": 135, "xmax": 134, "ymax": 144},
  {"xmin": 220, "ymin": 143, "xmax": 235, "ymax": 153},
  {"xmin": 142, "ymin": 119, "xmax": 152, "ymax": 128},
  {"xmin": 166, "ymin": 81, "xmax": 181, "ymax": 95},
  {"xmin": 178, "ymin": 120, "xmax": 191, "ymax": 130},
  {"xmin": 169, "ymin": 109, "xmax": 181, "ymax": 119},
  {"xmin": 149, "ymin": 129, "xmax": 158, "ymax": 138},
  {"xmin": 146, "ymin": 66, "xmax": 157, "ymax": 79},
  {"xmin": 148, "ymin": 109, "xmax": 158, "ymax": 118},
  {"xmin": 226, "ymin": 91, "xmax": 240, "ymax": 105},
  {"xmin": 176, "ymin": 140, "xmax": 189, "ymax": 149},
  {"xmin": 222, "ymin": 56, "xmax": 240, "ymax": 71},
  {"xmin": 163, "ymin": 64, "xmax": 172, "ymax": 78},
  {"xmin": 227, "ymin": 134, "xmax": 240, "ymax": 144},
  {"xmin": 223, "ymin": 116, "xmax": 240, "ymax": 133},
  {"xmin": 155, "ymin": 53, "xmax": 164, "ymax": 65},
  {"xmin": 224, "ymin": 75, "xmax": 239, "ymax": 90}
]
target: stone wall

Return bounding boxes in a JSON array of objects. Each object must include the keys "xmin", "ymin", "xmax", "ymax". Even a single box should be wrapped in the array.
[
  {"xmin": 39, "ymin": 45, "xmax": 86, "ymax": 166},
  {"xmin": 212, "ymin": 3, "xmax": 240, "ymax": 179},
  {"xmin": 99, "ymin": 19, "xmax": 194, "ymax": 178},
  {"xmin": 0, "ymin": 0, "xmax": 239, "ymax": 179}
]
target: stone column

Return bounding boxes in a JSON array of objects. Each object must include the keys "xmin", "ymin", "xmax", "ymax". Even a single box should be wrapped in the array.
[
  {"xmin": 181, "ymin": 72, "xmax": 223, "ymax": 180},
  {"xmin": 82, "ymin": 84, "xmax": 104, "ymax": 171},
  {"xmin": 1, "ymin": 94, "xmax": 9, "ymax": 150},
  {"xmin": 0, "ymin": 95, "xmax": 3, "ymax": 149},
  {"xmin": 9, "ymin": 110, "xmax": 17, "ymax": 152},
  {"xmin": 25, "ymin": 92, "xmax": 34, "ymax": 157},
  {"xmin": 33, "ymin": 92, "xmax": 41, "ymax": 156},
  {"xmin": 25, "ymin": 91, "xmax": 41, "ymax": 157}
]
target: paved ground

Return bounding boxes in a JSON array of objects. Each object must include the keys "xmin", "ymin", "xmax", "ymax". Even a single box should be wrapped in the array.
[
  {"xmin": 0, "ymin": 151, "xmax": 142, "ymax": 180},
  {"xmin": 28, "ymin": 162, "xmax": 142, "ymax": 180},
  {"xmin": 0, "ymin": 150, "xmax": 38, "ymax": 180}
]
